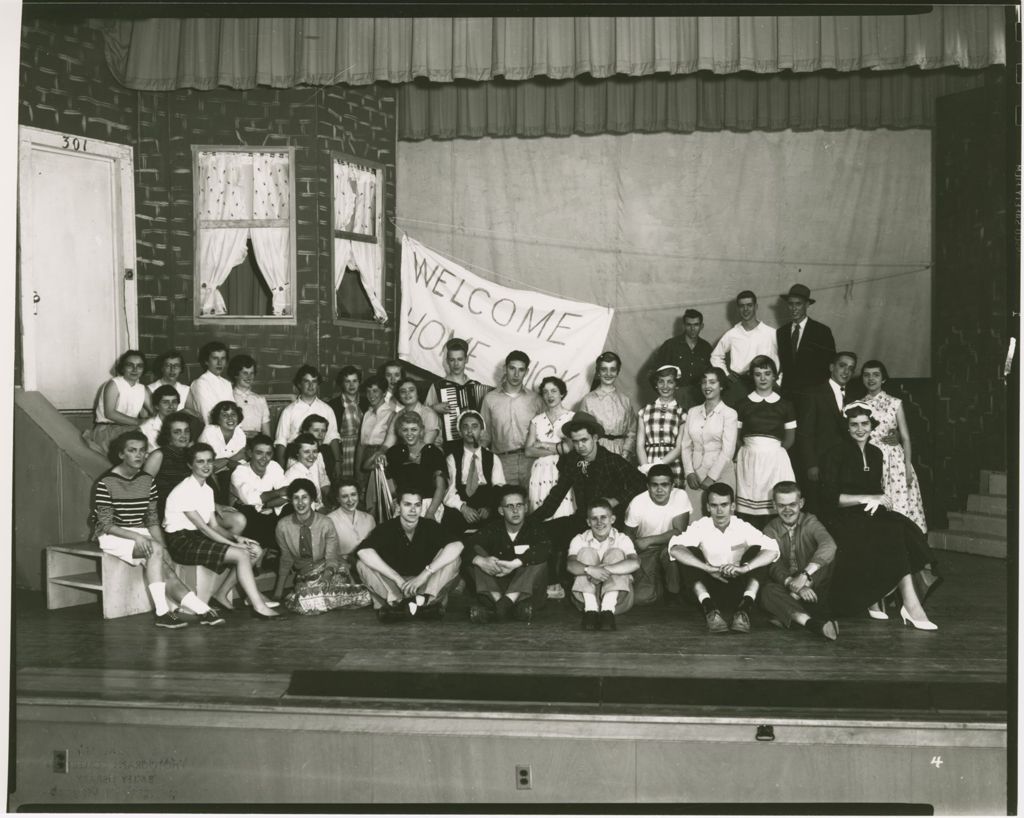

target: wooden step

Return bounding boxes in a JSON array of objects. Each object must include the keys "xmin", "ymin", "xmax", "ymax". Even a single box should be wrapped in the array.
[
  {"xmin": 947, "ymin": 511, "xmax": 1008, "ymax": 538},
  {"xmin": 928, "ymin": 529, "xmax": 1007, "ymax": 559},
  {"xmin": 979, "ymin": 470, "xmax": 1007, "ymax": 497},
  {"xmin": 966, "ymin": 494, "xmax": 1006, "ymax": 516}
]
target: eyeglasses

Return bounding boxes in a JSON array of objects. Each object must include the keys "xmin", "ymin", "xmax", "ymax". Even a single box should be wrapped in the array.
[{"xmin": 501, "ymin": 502, "xmax": 526, "ymax": 510}]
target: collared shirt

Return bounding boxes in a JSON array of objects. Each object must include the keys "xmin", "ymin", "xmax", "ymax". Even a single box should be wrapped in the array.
[
  {"xmin": 231, "ymin": 460, "xmax": 287, "ymax": 513},
  {"xmin": 654, "ymin": 335, "xmax": 714, "ymax": 388},
  {"xmin": 275, "ymin": 397, "xmax": 341, "ymax": 447},
  {"xmin": 233, "ymin": 388, "xmax": 271, "ymax": 435},
  {"xmin": 762, "ymin": 512, "xmax": 836, "ymax": 586},
  {"xmin": 357, "ymin": 517, "xmax": 451, "ymax": 576},
  {"xmin": 283, "ymin": 459, "xmax": 330, "ymax": 505},
  {"xmin": 163, "ymin": 475, "xmax": 215, "ymax": 533},
  {"xmin": 624, "ymin": 488, "xmax": 692, "ymax": 538},
  {"xmin": 789, "ymin": 316, "xmax": 809, "ymax": 350},
  {"xmin": 383, "ymin": 401, "xmax": 441, "ymax": 448},
  {"xmin": 360, "ymin": 401, "xmax": 396, "ymax": 447},
  {"xmin": 568, "ymin": 528, "xmax": 637, "ymax": 561},
  {"xmin": 328, "ymin": 394, "xmax": 363, "ymax": 439},
  {"xmin": 147, "ymin": 380, "xmax": 190, "ymax": 407},
  {"xmin": 736, "ymin": 392, "xmax": 797, "ymax": 441},
  {"xmin": 668, "ymin": 515, "xmax": 779, "ymax": 566},
  {"xmin": 579, "ymin": 388, "xmax": 637, "ymax": 455},
  {"xmin": 468, "ymin": 518, "xmax": 550, "ymax": 565},
  {"xmin": 479, "ymin": 385, "xmax": 543, "ymax": 453},
  {"xmin": 681, "ymin": 401, "xmax": 738, "ymax": 480},
  {"xmin": 443, "ymin": 445, "xmax": 506, "ymax": 509},
  {"xmin": 532, "ymin": 446, "xmax": 647, "ymax": 522},
  {"xmin": 326, "ymin": 507, "xmax": 376, "ymax": 554},
  {"xmin": 710, "ymin": 321, "xmax": 779, "ymax": 375},
  {"xmin": 828, "ymin": 379, "xmax": 846, "ymax": 412},
  {"xmin": 276, "ymin": 512, "xmax": 342, "ymax": 576},
  {"xmin": 183, "ymin": 371, "xmax": 233, "ymax": 424},
  {"xmin": 198, "ymin": 424, "xmax": 247, "ymax": 459}
]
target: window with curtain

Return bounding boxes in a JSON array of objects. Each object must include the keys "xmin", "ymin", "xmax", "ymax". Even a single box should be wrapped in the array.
[
  {"xmin": 193, "ymin": 146, "xmax": 296, "ymax": 323},
  {"xmin": 332, "ymin": 153, "xmax": 388, "ymax": 324}
]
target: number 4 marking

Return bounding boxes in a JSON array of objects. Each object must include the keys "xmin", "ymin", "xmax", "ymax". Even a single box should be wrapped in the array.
[{"xmin": 930, "ymin": 756, "xmax": 944, "ymax": 768}]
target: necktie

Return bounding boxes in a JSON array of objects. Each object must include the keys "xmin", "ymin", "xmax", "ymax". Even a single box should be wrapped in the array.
[
  {"xmin": 791, "ymin": 323, "xmax": 801, "ymax": 355},
  {"xmin": 465, "ymin": 452, "xmax": 480, "ymax": 497}
]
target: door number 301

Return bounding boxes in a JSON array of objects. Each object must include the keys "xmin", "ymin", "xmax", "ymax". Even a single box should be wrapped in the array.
[{"xmin": 61, "ymin": 135, "xmax": 87, "ymax": 152}]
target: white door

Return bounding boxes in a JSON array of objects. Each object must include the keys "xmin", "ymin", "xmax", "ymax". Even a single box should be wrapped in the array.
[{"xmin": 18, "ymin": 126, "xmax": 137, "ymax": 410}]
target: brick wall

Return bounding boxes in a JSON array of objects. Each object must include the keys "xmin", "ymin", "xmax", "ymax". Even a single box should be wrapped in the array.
[{"xmin": 19, "ymin": 18, "xmax": 399, "ymax": 397}]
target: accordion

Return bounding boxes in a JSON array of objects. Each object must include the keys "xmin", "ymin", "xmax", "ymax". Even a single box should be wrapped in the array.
[{"xmin": 439, "ymin": 381, "xmax": 492, "ymax": 441}]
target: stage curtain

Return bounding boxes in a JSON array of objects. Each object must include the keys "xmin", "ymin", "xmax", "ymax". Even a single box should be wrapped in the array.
[
  {"xmin": 397, "ymin": 130, "xmax": 934, "ymax": 409},
  {"xmin": 398, "ymin": 66, "xmax": 998, "ymax": 139},
  {"xmin": 96, "ymin": 9, "xmax": 1006, "ymax": 91}
]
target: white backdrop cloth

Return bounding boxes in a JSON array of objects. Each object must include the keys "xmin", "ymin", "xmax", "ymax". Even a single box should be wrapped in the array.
[
  {"xmin": 397, "ymin": 130, "xmax": 932, "ymax": 408},
  {"xmin": 399, "ymin": 235, "xmax": 614, "ymax": 406}
]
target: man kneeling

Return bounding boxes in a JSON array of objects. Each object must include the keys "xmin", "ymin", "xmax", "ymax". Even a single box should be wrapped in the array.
[
  {"xmin": 356, "ymin": 486, "xmax": 463, "ymax": 622},
  {"xmin": 567, "ymin": 498, "xmax": 640, "ymax": 631},
  {"xmin": 465, "ymin": 485, "xmax": 549, "ymax": 624},
  {"xmin": 668, "ymin": 482, "xmax": 779, "ymax": 633}
]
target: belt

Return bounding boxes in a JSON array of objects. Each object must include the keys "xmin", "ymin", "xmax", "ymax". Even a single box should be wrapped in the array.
[
  {"xmin": 496, "ymin": 448, "xmax": 525, "ymax": 456},
  {"xmin": 604, "ymin": 434, "xmax": 627, "ymax": 440}
]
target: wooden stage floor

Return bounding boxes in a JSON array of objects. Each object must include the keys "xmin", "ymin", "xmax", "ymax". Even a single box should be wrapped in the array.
[{"xmin": 14, "ymin": 551, "xmax": 1008, "ymax": 721}]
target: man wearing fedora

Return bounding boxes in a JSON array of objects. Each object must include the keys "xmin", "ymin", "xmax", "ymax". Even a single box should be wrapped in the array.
[
  {"xmin": 530, "ymin": 412, "xmax": 647, "ymax": 594},
  {"xmin": 776, "ymin": 284, "xmax": 836, "ymax": 402}
]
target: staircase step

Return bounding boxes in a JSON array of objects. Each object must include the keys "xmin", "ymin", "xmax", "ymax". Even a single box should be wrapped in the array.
[
  {"xmin": 966, "ymin": 493, "xmax": 1006, "ymax": 516},
  {"xmin": 947, "ymin": 511, "xmax": 1008, "ymax": 538},
  {"xmin": 979, "ymin": 469, "xmax": 1007, "ymax": 497},
  {"xmin": 928, "ymin": 529, "xmax": 1007, "ymax": 559}
]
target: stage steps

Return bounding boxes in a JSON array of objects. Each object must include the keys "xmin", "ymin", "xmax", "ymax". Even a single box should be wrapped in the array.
[{"xmin": 928, "ymin": 469, "xmax": 1008, "ymax": 559}]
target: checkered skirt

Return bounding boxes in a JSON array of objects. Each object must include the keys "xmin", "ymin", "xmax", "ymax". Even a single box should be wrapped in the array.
[{"xmin": 166, "ymin": 529, "xmax": 231, "ymax": 572}]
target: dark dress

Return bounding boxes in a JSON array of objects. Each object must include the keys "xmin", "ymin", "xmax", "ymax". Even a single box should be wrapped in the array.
[
  {"xmin": 384, "ymin": 443, "xmax": 447, "ymax": 501},
  {"xmin": 152, "ymin": 445, "xmax": 191, "ymax": 516},
  {"xmin": 819, "ymin": 438, "xmax": 932, "ymax": 615}
]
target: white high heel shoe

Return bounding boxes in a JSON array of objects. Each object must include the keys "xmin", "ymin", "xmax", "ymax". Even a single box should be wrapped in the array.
[
  {"xmin": 900, "ymin": 605, "xmax": 938, "ymax": 631},
  {"xmin": 867, "ymin": 605, "xmax": 888, "ymax": 620}
]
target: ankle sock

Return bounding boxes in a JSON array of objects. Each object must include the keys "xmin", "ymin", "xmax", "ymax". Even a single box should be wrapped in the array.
[{"xmin": 180, "ymin": 591, "xmax": 210, "ymax": 615}]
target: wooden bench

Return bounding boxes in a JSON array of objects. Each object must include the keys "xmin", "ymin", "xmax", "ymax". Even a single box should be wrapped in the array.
[{"xmin": 46, "ymin": 542, "xmax": 276, "ymax": 620}]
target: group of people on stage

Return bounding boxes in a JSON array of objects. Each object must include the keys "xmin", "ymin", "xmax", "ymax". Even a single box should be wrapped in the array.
[{"xmin": 85, "ymin": 283, "xmax": 941, "ymax": 638}]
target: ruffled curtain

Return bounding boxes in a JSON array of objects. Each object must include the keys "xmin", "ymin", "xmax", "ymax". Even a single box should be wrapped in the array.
[
  {"xmin": 97, "ymin": 9, "xmax": 1006, "ymax": 90},
  {"xmin": 196, "ymin": 150, "xmax": 291, "ymax": 315},
  {"xmin": 333, "ymin": 160, "xmax": 386, "ymax": 321},
  {"xmin": 399, "ymin": 66, "xmax": 1002, "ymax": 140}
]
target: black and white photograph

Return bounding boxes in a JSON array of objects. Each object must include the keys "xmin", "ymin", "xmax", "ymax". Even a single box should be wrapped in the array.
[{"xmin": 7, "ymin": 1, "xmax": 1017, "ymax": 812}]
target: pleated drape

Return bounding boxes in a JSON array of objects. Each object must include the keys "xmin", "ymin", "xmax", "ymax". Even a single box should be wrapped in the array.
[
  {"xmin": 397, "ymin": 66, "xmax": 1001, "ymax": 139},
  {"xmin": 96, "ymin": 9, "xmax": 1006, "ymax": 91}
]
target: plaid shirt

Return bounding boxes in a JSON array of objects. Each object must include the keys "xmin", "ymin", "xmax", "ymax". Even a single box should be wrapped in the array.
[{"xmin": 532, "ymin": 446, "xmax": 646, "ymax": 522}]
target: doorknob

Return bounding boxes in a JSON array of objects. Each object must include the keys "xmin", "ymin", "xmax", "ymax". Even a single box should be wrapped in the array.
[{"xmin": 32, "ymin": 290, "xmax": 40, "ymax": 315}]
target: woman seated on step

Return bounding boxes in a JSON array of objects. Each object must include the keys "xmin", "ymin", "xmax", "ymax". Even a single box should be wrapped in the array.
[
  {"xmin": 162, "ymin": 443, "xmax": 281, "ymax": 619},
  {"xmin": 92, "ymin": 430, "xmax": 223, "ymax": 629},
  {"xmin": 83, "ymin": 350, "xmax": 153, "ymax": 457}
]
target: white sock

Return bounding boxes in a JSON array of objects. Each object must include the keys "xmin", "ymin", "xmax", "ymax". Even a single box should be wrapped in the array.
[
  {"xmin": 696, "ymin": 591, "xmax": 710, "ymax": 603},
  {"xmin": 601, "ymin": 591, "xmax": 618, "ymax": 612},
  {"xmin": 148, "ymin": 582, "xmax": 169, "ymax": 616},
  {"xmin": 181, "ymin": 591, "xmax": 210, "ymax": 615},
  {"xmin": 582, "ymin": 592, "xmax": 599, "ymax": 612}
]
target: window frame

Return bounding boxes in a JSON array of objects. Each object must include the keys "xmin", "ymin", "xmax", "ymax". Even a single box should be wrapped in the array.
[
  {"xmin": 191, "ymin": 144, "xmax": 298, "ymax": 326},
  {"xmin": 331, "ymin": 151, "xmax": 387, "ymax": 329}
]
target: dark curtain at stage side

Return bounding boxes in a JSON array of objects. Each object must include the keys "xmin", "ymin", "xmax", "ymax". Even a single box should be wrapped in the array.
[{"xmin": 398, "ymin": 67, "xmax": 999, "ymax": 140}]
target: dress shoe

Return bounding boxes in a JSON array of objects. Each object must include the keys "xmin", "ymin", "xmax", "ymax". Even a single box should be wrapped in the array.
[
  {"xmin": 418, "ymin": 604, "xmax": 446, "ymax": 621},
  {"xmin": 900, "ymin": 605, "xmax": 937, "ymax": 631},
  {"xmin": 867, "ymin": 606, "xmax": 889, "ymax": 621},
  {"xmin": 729, "ymin": 610, "xmax": 751, "ymax": 633},
  {"xmin": 704, "ymin": 608, "xmax": 729, "ymax": 633},
  {"xmin": 806, "ymin": 618, "xmax": 839, "ymax": 641},
  {"xmin": 377, "ymin": 603, "xmax": 405, "ymax": 623},
  {"xmin": 513, "ymin": 598, "xmax": 533, "ymax": 623},
  {"xmin": 250, "ymin": 609, "xmax": 283, "ymax": 621},
  {"xmin": 599, "ymin": 610, "xmax": 617, "ymax": 631},
  {"xmin": 581, "ymin": 611, "xmax": 600, "ymax": 631},
  {"xmin": 468, "ymin": 604, "xmax": 492, "ymax": 624},
  {"xmin": 547, "ymin": 583, "xmax": 566, "ymax": 600},
  {"xmin": 494, "ymin": 596, "xmax": 514, "ymax": 622}
]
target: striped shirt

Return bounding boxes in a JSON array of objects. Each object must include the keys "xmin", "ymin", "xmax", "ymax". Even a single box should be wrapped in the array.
[{"xmin": 91, "ymin": 470, "xmax": 160, "ymax": 539}]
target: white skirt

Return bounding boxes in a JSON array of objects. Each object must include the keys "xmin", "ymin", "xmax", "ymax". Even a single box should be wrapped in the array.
[{"xmin": 735, "ymin": 436, "xmax": 794, "ymax": 516}]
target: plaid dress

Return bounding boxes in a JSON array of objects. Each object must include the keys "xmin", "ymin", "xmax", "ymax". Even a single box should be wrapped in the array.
[
  {"xmin": 639, "ymin": 399, "xmax": 685, "ymax": 485},
  {"xmin": 329, "ymin": 395, "xmax": 363, "ymax": 479}
]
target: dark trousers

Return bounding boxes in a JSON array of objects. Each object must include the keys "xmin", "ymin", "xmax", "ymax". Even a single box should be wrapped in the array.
[
  {"xmin": 542, "ymin": 514, "xmax": 588, "ymax": 585},
  {"xmin": 473, "ymin": 562, "xmax": 548, "ymax": 600},
  {"xmin": 678, "ymin": 545, "xmax": 768, "ymax": 613}
]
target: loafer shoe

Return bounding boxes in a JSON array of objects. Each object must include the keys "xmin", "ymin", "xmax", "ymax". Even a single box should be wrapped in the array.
[
  {"xmin": 705, "ymin": 609, "xmax": 728, "ymax": 633},
  {"xmin": 729, "ymin": 610, "xmax": 751, "ymax": 633}
]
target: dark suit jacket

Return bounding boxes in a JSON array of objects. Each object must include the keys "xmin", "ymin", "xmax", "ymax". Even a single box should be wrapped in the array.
[
  {"xmin": 777, "ymin": 318, "xmax": 836, "ymax": 396},
  {"xmin": 797, "ymin": 381, "xmax": 848, "ymax": 472}
]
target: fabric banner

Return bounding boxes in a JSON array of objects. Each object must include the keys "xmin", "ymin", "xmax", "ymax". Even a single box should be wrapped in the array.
[{"xmin": 399, "ymin": 235, "xmax": 614, "ymax": 406}]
